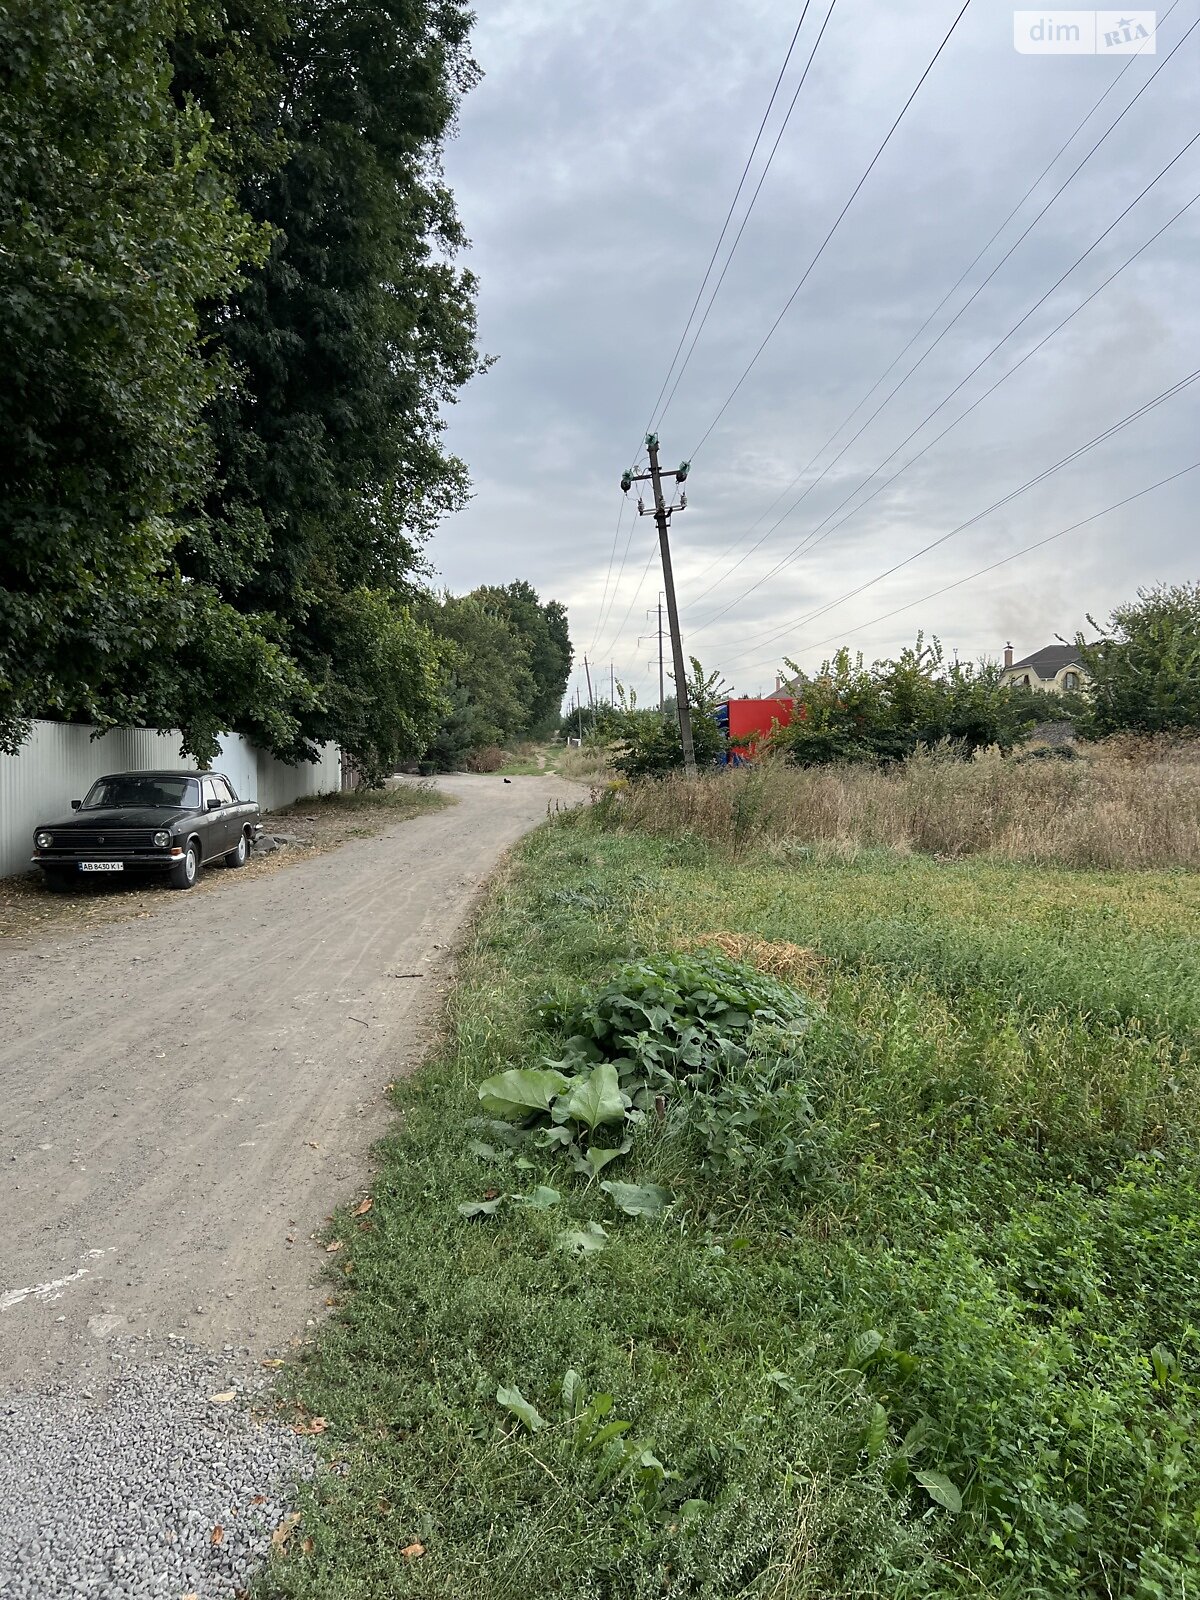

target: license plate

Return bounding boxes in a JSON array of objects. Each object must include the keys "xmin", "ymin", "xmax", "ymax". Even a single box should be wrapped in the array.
[{"xmin": 80, "ymin": 861, "xmax": 124, "ymax": 872}]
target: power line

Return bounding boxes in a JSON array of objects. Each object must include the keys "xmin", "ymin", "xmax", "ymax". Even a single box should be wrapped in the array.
[
  {"xmin": 652, "ymin": 0, "xmax": 840, "ymax": 435},
  {"xmin": 587, "ymin": 493, "xmax": 629, "ymax": 656},
  {"xmin": 597, "ymin": 4, "xmax": 821, "ymax": 659},
  {"xmin": 723, "ymin": 366, "xmax": 1200, "ymax": 668},
  {"xmin": 687, "ymin": 0, "xmax": 975, "ymax": 463},
  {"xmin": 680, "ymin": 1, "xmax": 1183, "ymax": 608},
  {"xmin": 737, "ymin": 458, "xmax": 1200, "ymax": 675},
  {"xmin": 638, "ymin": 4, "xmax": 817, "ymax": 444},
  {"xmin": 598, "ymin": 539, "xmax": 658, "ymax": 664},
  {"xmin": 689, "ymin": 125, "xmax": 1200, "ymax": 638}
]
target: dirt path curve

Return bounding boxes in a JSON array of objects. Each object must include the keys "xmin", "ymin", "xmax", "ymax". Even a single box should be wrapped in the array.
[{"xmin": 0, "ymin": 774, "xmax": 579, "ymax": 1393}]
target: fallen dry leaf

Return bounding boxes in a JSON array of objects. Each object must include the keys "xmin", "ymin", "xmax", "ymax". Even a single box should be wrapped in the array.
[
  {"xmin": 324, "ymin": 1239, "xmax": 343, "ymax": 1253},
  {"xmin": 376, "ymin": 1496, "xmax": 392, "ymax": 1513},
  {"xmin": 293, "ymin": 1416, "xmax": 328, "ymax": 1435},
  {"xmin": 211, "ymin": 1526, "xmax": 225, "ymax": 1546},
  {"xmin": 261, "ymin": 1358, "xmax": 285, "ymax": 1369},
  {"xmin": 271, "ymin": 1512, "xmax": 301, "ymax": 1549},
  {"xmin": 352, "ymin": 1196, "xmax": 373, "ymax": 1216},
  {"xmin": 301, "ymin": 1537, "xmax": 315, "ymax": 1555},
  {"xmin": 251, "ymin": 1495, "xmax": 266, "ymax": 1506},
  {"xmin": 208, "ymin": 1391, "xmax": 236, "ymax": 1404},
  {"xmin": 401, "ymin": 1541, "xmax": 426, "ymax": 1560}
]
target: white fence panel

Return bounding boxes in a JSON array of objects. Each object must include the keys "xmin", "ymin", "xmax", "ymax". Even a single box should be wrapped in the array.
[
  {"xmin": 255, "ymin": 743, "xmax": 341, "ymax": 814},
  {"xmin": 0, "ymin": 721, "xmax": 341, "ymax": 880}
]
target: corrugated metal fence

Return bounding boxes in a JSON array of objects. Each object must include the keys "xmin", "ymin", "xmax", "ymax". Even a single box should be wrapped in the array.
[{"xmin": 0, "ymin": 721, "xmax": 340, "ymax": 879}]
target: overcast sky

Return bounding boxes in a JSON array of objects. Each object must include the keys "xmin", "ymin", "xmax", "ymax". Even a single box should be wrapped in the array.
[{"xmin": 431, "ymin": 0, "xmax": 1198, "ymax": 702}]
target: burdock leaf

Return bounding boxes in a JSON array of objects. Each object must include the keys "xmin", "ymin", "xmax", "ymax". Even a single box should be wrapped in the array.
[
  {"xmin": 563, "ymin": 1063, "xmax": 625, "ymax": 1131},
  {"xmin": 600, "ymin": 1180, "xmax": 672, "ymax": 1217},
  {"xmin": 477, "ymin": 1068, "xmax": 569, "ymax": 1120}
]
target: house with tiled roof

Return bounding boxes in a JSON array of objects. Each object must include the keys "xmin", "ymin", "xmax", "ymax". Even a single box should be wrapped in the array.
[{"xmin": 1000, "ymin": 642, "xmax": 1086, "ymax": 695}]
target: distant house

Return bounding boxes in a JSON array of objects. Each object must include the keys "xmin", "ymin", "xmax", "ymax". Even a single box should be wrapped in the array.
[{"xmin": 1000, "ymin": 642, "xmax": 1086, "ymax": 695}]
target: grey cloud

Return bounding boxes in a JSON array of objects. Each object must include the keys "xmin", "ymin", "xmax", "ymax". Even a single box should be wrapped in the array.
[{"xmin": 433, "ymin": 0, "xmax": 1198, "ymax": 697}]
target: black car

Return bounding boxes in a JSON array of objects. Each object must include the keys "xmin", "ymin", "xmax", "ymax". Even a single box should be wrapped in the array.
[{"xmin": 31, "ymin": 770, "xmax": 262, "ymax": 891}]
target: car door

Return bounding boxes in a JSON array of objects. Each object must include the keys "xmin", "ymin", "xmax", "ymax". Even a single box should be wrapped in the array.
[
  {"xmin": 214, "ymin": 776, "xmax": 242, "ymax": 852},
  {"xmin": 199, "ymin": 776, "xmax": 227, "ymax": 859}
]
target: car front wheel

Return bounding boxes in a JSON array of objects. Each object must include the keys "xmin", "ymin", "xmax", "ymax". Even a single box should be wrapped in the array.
[
  {"xmin": 170, "ymin": 842, "xmax": 199, "ymax": 891},
  {"xmin": 224, "ymin": 830, "xmax": 248, "ymax": 869}
]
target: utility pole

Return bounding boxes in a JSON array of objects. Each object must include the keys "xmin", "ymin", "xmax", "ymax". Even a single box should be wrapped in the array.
[
  {"xmin": 583, "ymin": 655, "xmax": 595, "ymax": 713},
  {"xmin": 609, "ymin": 661, "xmax": 615, "ymax": 704},
  {"xmin": 621, "ymin": 435, "xmax": 695, "ymax": 775},
  {"xmin": 638, "ymin": 593, "xmax": 666, "ymax": 712}
]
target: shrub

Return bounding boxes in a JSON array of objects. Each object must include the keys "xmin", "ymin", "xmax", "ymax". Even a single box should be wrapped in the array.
[
  {"xmin": 472, "ymin": 953, "xmax": 819, "ymax": 1188},
  {"xmin": 775, "ymin": 638, "xmax": 1036, "ymax": 768},
  {"xmin": 466, "ymin": 745, "xmax": 506, "ymax": 772}
]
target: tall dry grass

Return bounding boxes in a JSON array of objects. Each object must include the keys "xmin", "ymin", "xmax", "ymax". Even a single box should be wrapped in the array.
[
  {"xmin": 556, "ymin": 743, "xmax": 614, "ymax": 783},
  {"xmin": 600, "ymin": 743, "xmax": 1200, "ymax": 870}
]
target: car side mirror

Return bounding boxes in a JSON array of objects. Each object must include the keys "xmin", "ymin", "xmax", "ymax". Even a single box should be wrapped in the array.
[
  {"xmin": 206, "ymin": 797, "xmax": 222, "ymax": 810},
  {"xmin": 71, "ymin": 799, "xmax": 82, "ymax": 811}
]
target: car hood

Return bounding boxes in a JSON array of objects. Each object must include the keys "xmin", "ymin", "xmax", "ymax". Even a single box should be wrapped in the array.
[{"xmin": 39, "ymin": 807, "xmax": 194, "ymax": 831}]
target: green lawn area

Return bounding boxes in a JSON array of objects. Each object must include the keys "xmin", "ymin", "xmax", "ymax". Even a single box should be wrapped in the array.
[{"xmin": 265, "ymin": 820, "xmax": 1200, "ymax": 1600}]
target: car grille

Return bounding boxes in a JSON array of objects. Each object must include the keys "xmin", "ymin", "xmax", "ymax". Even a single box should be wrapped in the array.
[{"xmin": 48, "ymin": 830, "xmax": 159, "ymax": 851}]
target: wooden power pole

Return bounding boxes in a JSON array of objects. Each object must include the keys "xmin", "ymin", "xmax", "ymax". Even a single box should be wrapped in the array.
[{"xmin": 621, "ymin": 435, "xmax": 695, "ymax": 775}]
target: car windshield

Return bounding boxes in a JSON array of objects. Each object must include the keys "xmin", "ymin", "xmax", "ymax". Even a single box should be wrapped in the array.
[{"xmin": 82, "ymin": 777, "xmax": 200, "ymax": 811}]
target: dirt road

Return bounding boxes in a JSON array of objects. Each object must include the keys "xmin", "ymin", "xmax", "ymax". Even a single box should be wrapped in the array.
[{"xmin": 0, "ymin": 774, "xmax": 579, "ymax": 1391}]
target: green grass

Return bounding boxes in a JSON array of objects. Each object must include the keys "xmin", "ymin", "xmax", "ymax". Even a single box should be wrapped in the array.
[
  {"xmin": 277, "ymin": 780, "xmax": 452, "ymax": 819},
  {"xmin": 263, "ymin": 822, "xmax": 1200, "ymax": 1600},
  {"xmin": 494, "ymin": 744, "xmax": 559, "ymax": 777}
]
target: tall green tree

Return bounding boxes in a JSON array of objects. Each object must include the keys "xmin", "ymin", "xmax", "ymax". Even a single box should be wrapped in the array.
[
  {"xmin": 472, "ymin": 581, "xmax": 573, "ymax": 736},
  {"xmin": 1079, "ymin": 583, "xmax": 1200, "ymax": 736},
  {"xmin": 0, "ymin": 0, "xmax": 277, "ymax": 754},
  {"xmin": 421, "ymin": 593, "xmax": 536, "ymax": 767},
  {"xmin": 175, "ymin": 0, "xmax": 485, "ymax": 767}
]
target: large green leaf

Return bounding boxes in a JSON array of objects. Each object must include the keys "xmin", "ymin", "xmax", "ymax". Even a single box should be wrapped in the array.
[
  {"xmin": 457, "ymin": 1197, "xmax": 503, "ymax": 1220},
  {"xmin": 569, "ymin": 1143, "xmax": 627, "ymax": 1179},
  {"xmin": 845, "ymin": 1329, "xmax": 883, "ymax": 1370},
  {"xmin": 477, "ymin": 1068, "xmax": 569, "ymax": 1120},
  {"xmin": 600, "ymin": 1180, "xmax": 672, "ymax": 1217},
  {"xmin": 913, "ymin": 1469, "xmax": 963, "ymax": 1513},
  {"xmin": 561, "ymin": 1369, "xmax": 584, "ymax": 1415},
  {"xmin": 863, "ymin": 1401, "xmax": 888, "ymax": 1464},
  {"xmin": 557, "ymin": 1222, "xmax": 609, "ymax": 1255},
  {"xmin": 496, "ymin": 1385, "xmax": 545, "ymax": 1432},
  {"xmin": 562, "ymin": 1062, "xmax": 626, "ymax": 1131}
]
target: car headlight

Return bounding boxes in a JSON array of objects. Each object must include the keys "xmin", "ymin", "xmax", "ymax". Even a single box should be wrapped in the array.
[
  {"xmin": 35, "ymin": 831, "xmax": 53, "ymax": 849},
  {"xmin": 153, "ymin": 830, "xmax": 171, "ymax": 848}
]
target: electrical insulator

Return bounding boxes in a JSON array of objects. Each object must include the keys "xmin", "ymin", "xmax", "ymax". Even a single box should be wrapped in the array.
[
  {"xmin": 620, "ymin": 471, "xmax": 632, "ymax": 493},
  {"xmin": 677, "ymin": 460, "xmax": 690, "ymax": 481}
]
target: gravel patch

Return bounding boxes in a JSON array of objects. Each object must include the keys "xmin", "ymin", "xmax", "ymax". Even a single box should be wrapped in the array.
[{"xmin": 0, "ymin": 1340, "xmax": 313, "ymax": 1599}]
